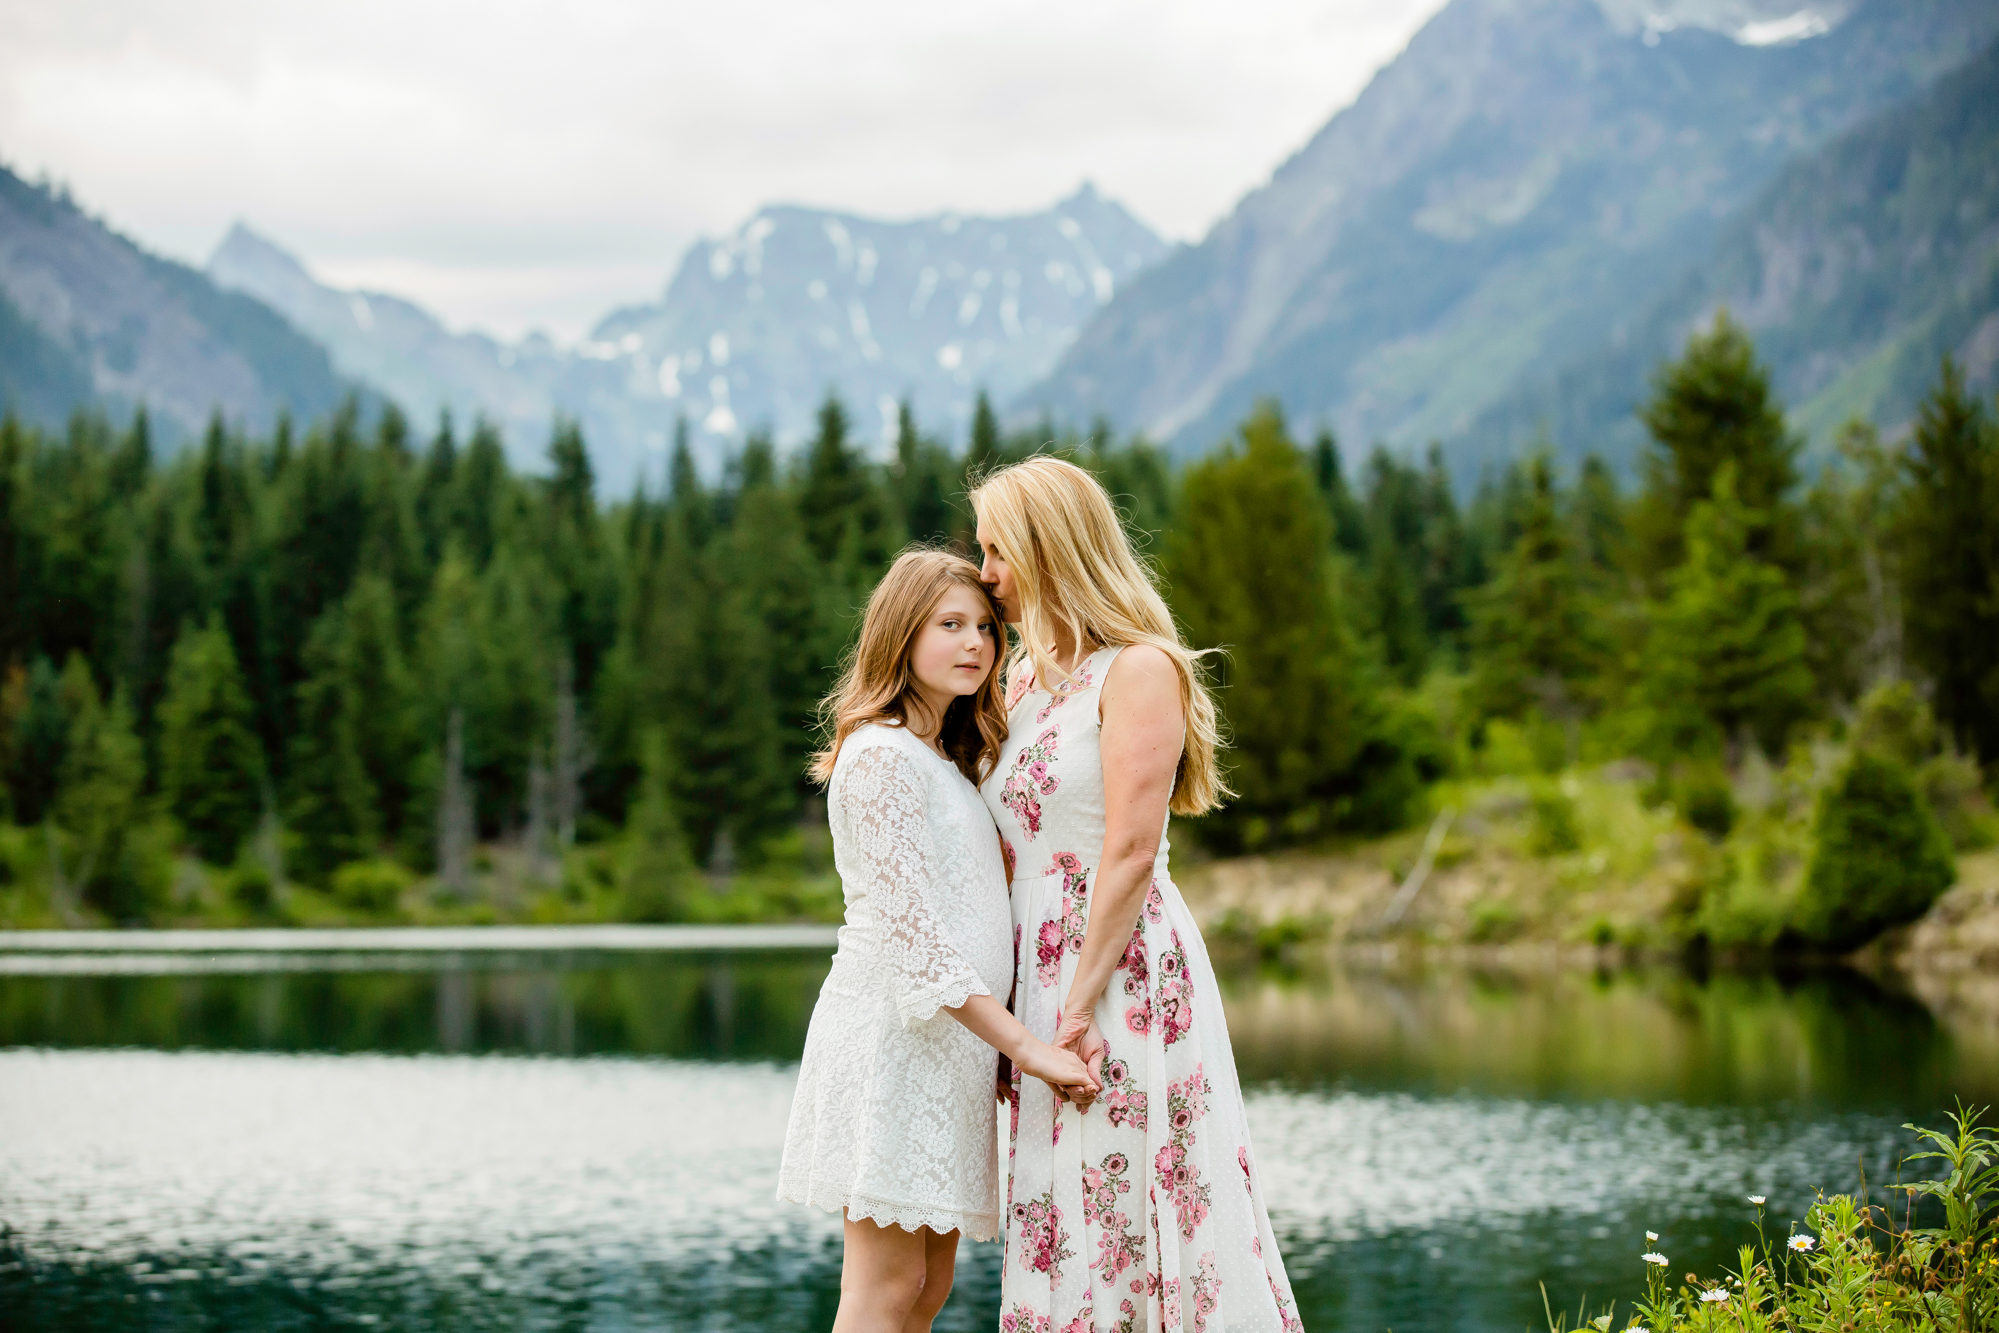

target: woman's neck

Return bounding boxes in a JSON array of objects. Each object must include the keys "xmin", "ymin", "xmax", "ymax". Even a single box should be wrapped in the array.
[{"xmin": 1047, "ymin": 622, "xmax": 1090, "ymax": 675}]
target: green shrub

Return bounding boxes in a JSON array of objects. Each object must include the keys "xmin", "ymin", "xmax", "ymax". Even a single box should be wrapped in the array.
[
  {"xmin": 1557, "ymin": 1109, "xmax": 1999, "ymax": 1333},
  {"xmin": 1679, "ymin": 768, "xmax": 1736, "ymax": 841},
  {"xmin": 226, "ymin": 855, "xmax": 276, "ymax": 912},
  {"xmin": 329, "ymin": 859, "xmax": 412, "ymax": 914},
  {"xmin": 1528, "ymin": 783, "xmax": 1581, "ymax": 855},
  {"xmin": 1468, "ymin": 899, "xmax": 1525, "ymax": 943},
  {"xmin": 1792, "ymin": 752, "xmax": 1954, "ymax": 950}
]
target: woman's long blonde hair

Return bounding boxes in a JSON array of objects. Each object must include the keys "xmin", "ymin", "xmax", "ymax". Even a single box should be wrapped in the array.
[
  {"xmin": 810, "ymin": 549, "xmax": 1009, "ymax": 786},
  {"xmin": 969, "ymin": 457, "xmax": 1228, "ymax": 815}
]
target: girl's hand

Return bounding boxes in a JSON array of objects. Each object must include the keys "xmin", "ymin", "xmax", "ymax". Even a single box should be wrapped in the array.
[
  {"xmin": 1051, "ymin": 1012, "xmax": 1106, "ymax": 1112},
  {"xmin": 1014, "ymin": 1038, "xmax": 1096, "ymax": 1105}
]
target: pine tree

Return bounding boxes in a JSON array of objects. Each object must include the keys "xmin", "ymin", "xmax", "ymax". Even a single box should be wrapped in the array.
[
  {"xmin": 415, "ymin": 410, "xmax": 459, "ymax": 568},
  {"xmin": 1469, "ymin": 454, "xmax": 1601, "ymax": 727},
  {"xmin": 1899, "ymin": 357, "xmax": 1999, "ymax": 765},
  {"xmin": 800, "ymin": 394, "xmax": 867, "ymax": 564},
  {"xmin": 7, "ymin": 655, "xmax": 65, "ymax": 824},
  {"xmin": 1311, "ymin": 427, "xmax": 1366, "ymax": 559},
  {"xmin": 340, "ymin": 576, "xmax": 420, "ymax": 843},
  {"xmin": 618, "ymin": 728, "xmax": 694, "ymax": 921},
  {"xmin": 1635, "ymin": 310, "xmax": 1799, "ymax": 576},
  {"xmin": 0, "ymin": 415, "xmax": 24, "ymax": 670},
  {"xmin": 50, "ymin": 655, "xmax": 164, "ymax": 922},
  {"xmin": 110, "ymin": 406, "xmax": 151, "ymax": 499},
  {"xmin": 286, "ymin": 609, "xmax": 378, "ymax": 882},
  {"xmin": 964, "ymin": 390, "xmax": 1002, "ymax": 481},
  {"xmin": 157, "ymin": 615, "xmax": 267, "ymax": 863},
  {"xmin": 892, "ymin": 399, "xmax": 954, "ymax": 546},
  {"xmin": 1640, "ymin": 464, "xmax": 1815, "ymax": 757},
  {"xmin": 1166, "ymin": 402, "xmax": 1363, "ymax": 850}
]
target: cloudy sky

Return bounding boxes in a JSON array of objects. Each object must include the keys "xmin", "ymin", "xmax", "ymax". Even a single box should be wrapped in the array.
[{"xmin": 0, "ymin": 0, "xmax": 1447, "ymax": 342}]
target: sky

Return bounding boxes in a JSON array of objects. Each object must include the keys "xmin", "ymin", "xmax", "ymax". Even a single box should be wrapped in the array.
[{"xmin": 0, "ymin": 0, "xmax": 1449, "ymax": 343}]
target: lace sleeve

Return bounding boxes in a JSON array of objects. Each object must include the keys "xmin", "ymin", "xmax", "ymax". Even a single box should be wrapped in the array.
[{"xmin": 841, "ymin": 741, "xmax": 993, "ymax": 1029}]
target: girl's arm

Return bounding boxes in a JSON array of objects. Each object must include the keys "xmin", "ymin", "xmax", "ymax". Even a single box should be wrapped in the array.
[
  {"xmin": 946, "ymin": 993, "xmax": 1094, "ymax": 1098},
  {"xmin": 1054, "ymin": 646, "xmax": 1183, "ymax": 1092}
]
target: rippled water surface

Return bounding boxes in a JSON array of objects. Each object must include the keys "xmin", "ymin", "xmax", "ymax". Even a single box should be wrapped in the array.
[{"xmin": 0, "ymin": 951, "xmax": 1976, "ymax": 1332}]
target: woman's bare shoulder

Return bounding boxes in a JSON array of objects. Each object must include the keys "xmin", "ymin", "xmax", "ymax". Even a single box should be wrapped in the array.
[{"xmin": 1101, "ymin": 643, "xmax": 1180, "ymax": 719}]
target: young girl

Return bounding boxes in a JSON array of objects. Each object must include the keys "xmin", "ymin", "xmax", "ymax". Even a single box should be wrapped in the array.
[{"xmin": 778, "ymin": 549, "xmax": 1098, "ymax": 1333}]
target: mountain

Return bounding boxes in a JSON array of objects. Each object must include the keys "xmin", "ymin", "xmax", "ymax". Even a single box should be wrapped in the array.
[
  {"xmin": 590, "ymin": 184, "xmax": 1168, "ymax": 452},
  {"xmin": 1467, "ymin": 30, "xmax": 1999, "ymax": 465},
  {"xmin": 0, "ymin": 166, "xmax": 351, "ymax": 439},
  {"xmin": 207, "ymin": 223, "xmax": 600, "ymax": 473},
  {"xmin": 1017, "ymin": 0, "xmax": 1999, "ymax": 464},
  {"xmin": 208, "ymin": 185, "xmax": 1166, "ymax": 487}
]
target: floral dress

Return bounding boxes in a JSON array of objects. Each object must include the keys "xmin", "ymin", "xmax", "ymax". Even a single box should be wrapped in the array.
[
  {"xmin": 979, "ymin": 646, "xmax": 1305, "ymax": 1332},
  {"xmin": 777, "ymin": 722, "xmax": 1014, "ymax": 1240}
]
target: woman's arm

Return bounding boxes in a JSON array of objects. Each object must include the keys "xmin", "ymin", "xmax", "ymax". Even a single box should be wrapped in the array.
[{"xmin": 1055, "ymin": 645, "xmax": 1183, "ymax": 1084}]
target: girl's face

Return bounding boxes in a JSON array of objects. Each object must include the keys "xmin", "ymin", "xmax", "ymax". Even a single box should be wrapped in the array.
[
  {"xmin": 908, "ymin": 584, "xmax": 998, "ymax": 711},
  {"xmin": 974, "ymin": 515, "xmax": 1021, "ymax": 625}
]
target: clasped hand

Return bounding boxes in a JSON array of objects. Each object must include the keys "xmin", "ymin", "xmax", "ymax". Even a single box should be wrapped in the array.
[
  {"xmin": 1048, "ymin": 1010, "xmax": 1107, "ymax": 1112},
  {"xmin": 999, "ymin": 1022, "xmax": 1102, "ymax": 1109}
]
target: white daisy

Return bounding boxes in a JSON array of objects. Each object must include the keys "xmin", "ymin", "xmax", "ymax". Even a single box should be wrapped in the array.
[{"xmin": 1642, "ymin": 1253, "xmax": 1669, "ymax": 1266}]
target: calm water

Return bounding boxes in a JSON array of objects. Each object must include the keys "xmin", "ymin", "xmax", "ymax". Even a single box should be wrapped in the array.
[{"xmin": 0, "ymin": 949, "xmax": 1974, "ymax": 1333}]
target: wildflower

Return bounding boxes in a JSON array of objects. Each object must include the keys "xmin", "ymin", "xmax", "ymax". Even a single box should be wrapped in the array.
[
  {"xmin": 1748, "ymin": 1195, "xmax": 1765, "ymax": 1205},
  {"xmin": 1642, "ymin": 1253, "xmax": 1668, "ymax": 1266},
  {"xmin": 1645, "ymin": 1231, "xmax": 1658, "ymax": 1242},
  {"xmin": 1698, "ymin": 1289, "xmax": 1729, "ymax": 1304},
  {"xmin": 1788, "ymin": 1235, "xmax": 1815, "ymax": 1252}
]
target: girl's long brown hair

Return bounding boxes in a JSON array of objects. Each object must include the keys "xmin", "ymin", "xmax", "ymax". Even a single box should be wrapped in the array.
[{"xmin": 810, "ymin": 549, "xmax": 1009, "ymax": 786}]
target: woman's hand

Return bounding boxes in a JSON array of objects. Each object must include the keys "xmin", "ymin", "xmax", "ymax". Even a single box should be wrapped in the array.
[
  {"xmin": 1052, "ymin": 1011, "xmax": 1107, "ymax": 1112},
  {"xmin": 996, "ymin": 1050, "xmax": 1015, "ymax": 1103},
  {"xmin": 1013, "ymin": 1038, "xmax": 1097, "ymax": 1105}
]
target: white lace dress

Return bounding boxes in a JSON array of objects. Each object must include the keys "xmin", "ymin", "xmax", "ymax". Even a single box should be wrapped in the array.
[
  {"xmin": 980, "ymin": 646, "xmax": 1306, "ymax": 1332},
  {"xmin": 776, "ymin": 721, "xmax": 1015, "ymax": 1240}
]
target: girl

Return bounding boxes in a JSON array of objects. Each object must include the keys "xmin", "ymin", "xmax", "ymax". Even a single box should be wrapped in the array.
[
  {"xmin": 777, "ymin": 549, "xmax": 1098, "ymax": 1333},
  {"xmin": 971, "ymin": 459, "xmax": 1306, "ymax": 1332}
]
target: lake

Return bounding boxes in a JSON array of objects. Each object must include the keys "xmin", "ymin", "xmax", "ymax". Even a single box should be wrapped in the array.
[{"xmin": 0, "ymin": 943, "xmax": 1974, "ymax": 1332}]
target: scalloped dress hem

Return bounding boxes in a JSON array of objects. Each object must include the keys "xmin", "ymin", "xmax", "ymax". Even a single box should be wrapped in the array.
[{"xmin": 775, "ymin": 1172, "xmax": 1000, "ymax": 1243}]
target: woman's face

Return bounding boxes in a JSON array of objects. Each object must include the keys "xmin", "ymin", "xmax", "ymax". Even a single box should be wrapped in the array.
[
  {"xmin": 908, "ymin": 584, "xmax": 998, "ymax": 707},
  {"xmin": 974, "ymin": 515, "xmax": 1021, "ymax": 625}
]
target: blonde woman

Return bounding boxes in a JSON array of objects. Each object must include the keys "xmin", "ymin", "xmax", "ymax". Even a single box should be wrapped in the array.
[
  {"xmin": 971, "ymin": 459, "xmax": 1306, "ymax": 1332},
  {"xmin": 777, "ymin": 549, "xmax": 1098, "ymax": 1333}
]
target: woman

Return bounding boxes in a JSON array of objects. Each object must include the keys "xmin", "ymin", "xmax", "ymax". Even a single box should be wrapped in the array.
[
  {"xmin": 777, "ymin": 549, "xmax": 1098, "ymax": 1333},
  {"xmin": 972, "ymin": 460, "xmax": 1306, "ymax": 1332}
]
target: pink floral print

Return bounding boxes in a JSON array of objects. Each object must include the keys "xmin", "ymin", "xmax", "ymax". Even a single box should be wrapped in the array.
[
  {"xmin": 1001, "ymin": 1306, "xmax": 1051, "ymax": 1333},
  {"xmin": 1098, "ymin": 1050, "xmax": 1149, "ymax": 1130},
  {"xmin": 1013, "ymin": 1192, "xmax": 1075, "ymax": 1282},
  {"xmin": 1036, "ymin": 663, "xmax": 1095, "ymax": 723},
  {"xmin": 1156, "ymin": 930, "xmax": 1194, "ymax": 1046},
  {"xmin": 1155, "ymin": 1065, "xmax": 1213, "ymax": 1241},
  {"xmin": 1084, "ymin": 1151, "xmax": 1146, "ymax": 1284},
  {"xmin": 1000, "ymin": 726, "xmax": 1063, "ymax": 838},
  {"xmin": 1191, "ymin": 1253, "xmax": 1223, "ymax": 1332},
  {"xmin": 1269, "ymin": 1271, "xmax": 1307, "ymax": 1333},
  {"xmin": 1056, "ymin": 1305, "xmax": 1095, "ymax": 1333},
  {"xmin": 1035, "ymin": 853, "xmax": 1090, "ymax": 986}
]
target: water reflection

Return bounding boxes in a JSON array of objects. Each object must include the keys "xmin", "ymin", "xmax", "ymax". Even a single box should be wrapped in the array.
[
  {"xmin": 0, "ymin": 950, "xmax": 1977, "ymax": 1333},
  {"xmin": 1218, "ymin": 961, "xmax": 1964, "ymax": 1106},
  {"xmin": 0, "ymin": 950, "xmax": 830, "ymax": 1060}
]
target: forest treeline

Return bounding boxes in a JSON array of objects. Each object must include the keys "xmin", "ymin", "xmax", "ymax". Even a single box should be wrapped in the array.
[{"xmin": 0, "ymin": 312, "xmax": 1995, "ymax": 945}]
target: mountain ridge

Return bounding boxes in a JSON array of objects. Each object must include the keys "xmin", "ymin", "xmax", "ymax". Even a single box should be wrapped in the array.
[
  {"xmin": 0, "ymin": 167, "xmax": 352, "ymax": 440},
  {"xmin": 1017, "ymin": 0, "xmax": 1999, "ymax": 464}
]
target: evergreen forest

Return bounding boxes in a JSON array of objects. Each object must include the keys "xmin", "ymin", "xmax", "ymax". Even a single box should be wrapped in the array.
[{"xmin": 0, "ymin": 313, "xmax": 1994, "ymax": 952}]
